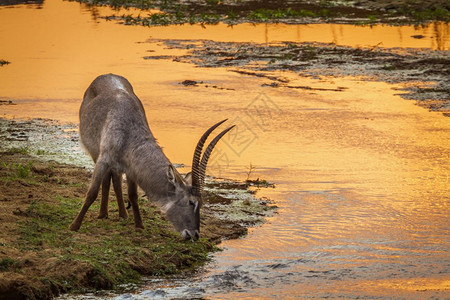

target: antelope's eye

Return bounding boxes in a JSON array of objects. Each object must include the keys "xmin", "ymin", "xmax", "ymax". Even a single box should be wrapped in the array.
[{"xmin": 189, "ymin": 200, "xmax": 195, "ymax": 207}]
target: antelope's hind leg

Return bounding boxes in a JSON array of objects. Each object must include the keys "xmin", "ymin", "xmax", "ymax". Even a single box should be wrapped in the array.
[
  {"xmin": 69, "ymin": 161, "xmax": 108, "ymax": 231},
  {"xmin": 112, "ymin": 171, "xmax": 128, "ymax": 219}
]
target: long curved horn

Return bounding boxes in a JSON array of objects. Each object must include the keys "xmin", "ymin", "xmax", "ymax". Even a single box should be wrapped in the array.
[
  {"xmin": 198, "ymin": 125, "xmax": 235, "ymax": 190},
  {"xmin": 191, "ymin": 119, "xmax": 228, "ymax": 196}
]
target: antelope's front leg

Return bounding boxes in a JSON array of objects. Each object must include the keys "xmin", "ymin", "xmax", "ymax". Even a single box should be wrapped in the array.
[
  {"xmin": 112, "ymin": 171, "xmax": 128, "ymax": 219},
  {"xmin": 126, "ymin": 176, "xmax": 144, "ymax": 230},
  {"xmin": 98, "ymin": 171, "xmax": 112, "ymax": 219}
]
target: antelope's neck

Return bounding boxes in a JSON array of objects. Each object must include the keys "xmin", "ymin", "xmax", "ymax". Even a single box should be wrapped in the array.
[{"xmin": 124, "ymin": 136, "xmax": 172, "ymax": 204}]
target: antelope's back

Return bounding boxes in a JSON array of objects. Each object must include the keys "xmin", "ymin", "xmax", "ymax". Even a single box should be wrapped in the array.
[{"xmin": 79, "ymin": 74, "xmax": 148, "ymax": 162}]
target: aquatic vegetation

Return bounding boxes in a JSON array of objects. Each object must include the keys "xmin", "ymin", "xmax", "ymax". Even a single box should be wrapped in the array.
[
  {"xmin": 245, "ymin": 162, "xmax": 254, "ymax": 182},
  {"xmin": 0, "ymin": 59, "xmax": 10, "ymax": 66},
  {"xmin": 150, "ymin": 38, "xmax": 449, "ymax": 114},
  {"xmin": 367, "ymin": 14, "xmax": 378, "ymax": 22},
  {"xmin": 74, "ymin": 0, "xmax": 450, "ymax": 25},
  {"xmin": 396, "ymin": 7, "xmax": 450, "ymax": 22},
  {"xmin": 246, "ymin": 178, "xmax": 275, "ymax": 188},
  {"xmin": 248, "ymin": 8, "xmax": 315, "ymax": 21},
  {"xmin": 0, "ymin": 100, "xmax": 14, "ymax": 105}
]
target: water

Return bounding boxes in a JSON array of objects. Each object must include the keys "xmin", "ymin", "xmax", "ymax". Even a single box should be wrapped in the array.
[{"xmin": 1, "ymin": 0, "xmax": 449, "ymax": 298}]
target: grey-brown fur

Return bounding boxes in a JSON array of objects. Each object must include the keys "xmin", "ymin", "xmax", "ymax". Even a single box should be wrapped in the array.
[{"xmin": 69, "ymin": 73, "xmax": 233, "ymax": 240}]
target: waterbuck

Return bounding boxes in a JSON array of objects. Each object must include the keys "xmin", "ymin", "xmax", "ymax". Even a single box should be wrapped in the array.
[{"xmin": 69, "ymin": 74, "xmax": 234, "ymax": 240}]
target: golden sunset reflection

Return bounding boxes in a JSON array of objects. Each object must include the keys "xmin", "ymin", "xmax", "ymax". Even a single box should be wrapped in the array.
[
  {"xmin": 1, "ymin": 0, "xmax": 449, "ymax": 298},
  {"xmin": 88, "ymin": 3, "xmax": 450, "ymax": 50},
  {"xmin": 1, "ymin": 0, "xmax": 449, "ymax": 104}
]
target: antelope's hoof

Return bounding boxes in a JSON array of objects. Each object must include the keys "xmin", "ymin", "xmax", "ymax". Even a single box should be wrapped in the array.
[
  {"xmin": 119, "ymin": 212, "xmax": 129, "ymax": 219},
  {"xmin": 97, "ymin": 214, "xmax": 108, "ymax": 219},
  {"xmin": 134, "ymin": 225, "xmax": 144, "ymax": 232},
  {"xmin": 69, "ymin": 223, "xmax": 80, "ymax": 231}
]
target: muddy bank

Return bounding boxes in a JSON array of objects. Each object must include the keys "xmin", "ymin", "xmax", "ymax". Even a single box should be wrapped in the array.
[
  {"xmin": 144, "ymin": 39, "xmax": 450, "ymax": 115},
  {"xmin": 81, "ymin": 0, "xmax": 449, "ymax": 26},
  {"xmin": 0, "ymin": 118, "xmax": 276, "ymax": 300}
]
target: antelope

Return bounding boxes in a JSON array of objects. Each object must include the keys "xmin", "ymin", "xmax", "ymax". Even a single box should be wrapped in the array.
[{"xmin": 69, "ymin": 74, "xmax": 234, "ymax": 240}]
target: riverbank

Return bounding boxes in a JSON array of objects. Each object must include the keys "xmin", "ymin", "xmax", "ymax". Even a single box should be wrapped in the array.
[
  {"xmin": 77, "ymin": 0, "xmax": 450, "ymax": 26},
  {"xmin": 0, "ymin": 119, "xmax": 276, "ymax": 300}
]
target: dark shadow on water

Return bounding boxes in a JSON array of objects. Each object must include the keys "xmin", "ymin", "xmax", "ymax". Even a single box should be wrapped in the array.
[{"xmin": 0, "ymin": 0, "xmax": 43, "ymax": 7}]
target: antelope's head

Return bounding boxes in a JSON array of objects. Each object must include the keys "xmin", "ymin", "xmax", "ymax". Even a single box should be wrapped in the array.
[{"xmin": 164, "ymin": 120, "xmax": 234, "ymax": 240}]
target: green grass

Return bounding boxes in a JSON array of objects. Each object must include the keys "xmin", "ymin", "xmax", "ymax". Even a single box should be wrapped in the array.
[
  {"xmin": 36, "ymin": 149, "xmax": 56, "ymax": 155},
  {"xmin": 205, "ymin": 0, "xmax": 219, "ymax": 5},
  {"xmin": 247, "ymin": 8, "xmax": 324, "ymax": 21},
  {"xmin": 367, "ymin": 15, "xmax": 378, "ymax": 23},
  {"xmin": 0, "ymin": 258, "xmax": 21, "ymax": 271},
  {"xmin": 400, "ymin": 7, "xmax": 450, "ymax": 22},
  {"xmin": 15, "ymin": 196, "xmax": 217, "ymax": 290},
  {"xmin": 71, "ymin": 0, "xmax": 450, "ymax": 25},
  {"xmin": 8, "ymin": 146, "xmax": 31, "ymax": 155},
  {"xmin": 74, "ymin": 0, "xmax": 450, "ymax": 25},
  {"xmin": 0, "ymin": 153, "xmax": 255, "ymax": 298},
  {"xmin": 115, "ymin": 10, "xmax": 221, "ymax": 26},
  {"xmin": 382, "ymin": 64, "xmax": 398, "ymax": 71},
  {"xmin": 1, "ymin": 161, "xmax": 33, "ymax": 179},
  {"xmin": 78, "ymin": 1, "xmax": 335, "ymax": 26},
  {"xmin": 15, "ymin": 161, "xmax": 33, "ymax": 178}
]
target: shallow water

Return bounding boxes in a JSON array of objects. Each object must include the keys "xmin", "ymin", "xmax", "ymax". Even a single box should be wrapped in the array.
[{"xmin": 1, "ymin": 0, "xmax": 449, "ymax": 298}]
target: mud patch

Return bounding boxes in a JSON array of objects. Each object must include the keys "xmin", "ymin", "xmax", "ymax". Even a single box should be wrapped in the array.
[
  {"xmin": 0, "ymin": 100, "xmax": 15, "ymax": 105},
  {"xmin": 204, "ymin": 178, "xmax": 276, "ymax": 233},
  {"xmin": 146, "ymin": 39, "xmax": 450, "ymax": 114},
  {"xmin": 178, "ymin": 79, "xmax": 235, "ymax": 91}
]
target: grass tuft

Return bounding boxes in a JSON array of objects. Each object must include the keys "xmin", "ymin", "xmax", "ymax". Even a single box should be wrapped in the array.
[
  {"xmin": 0, "ymin": 258, "xmax": 21, "ymax": 271},
  {"xmin": 15, "ymin": 162, "xmax": 33, "ymax": 178},
  {"xmin": 8, "ymin": 146, "xmax": 31, "ymax": 155}
]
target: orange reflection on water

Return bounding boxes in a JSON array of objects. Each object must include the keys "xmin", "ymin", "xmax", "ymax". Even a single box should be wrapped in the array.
[
  {"xmin": 208, "ymin": 74, "xmax": 449, "ymax": 298},
  {"xmin": 84, "ymin": 4, "xmax": 450, "ymax": 50},
  {"xmin": 0, "ymin": 0, "xmax": 449, "ymax": 109},
  {"xmin": 1, "ymin": 1, "xmax": 450, "ymax": 297},
  {"xmin": 356, "ymin": 277, "xmax": 450, "ymax": 296},
  {"xmin": 144, "ymin": 21, "xmax": 450, "ymax": 50},
  {"xmin": 0, "ymin": 0, "xmax": 159, "ymax": 103},
  {"xmin": 1, "ymin": 0, "xmax": 448, "ymax": 231}
]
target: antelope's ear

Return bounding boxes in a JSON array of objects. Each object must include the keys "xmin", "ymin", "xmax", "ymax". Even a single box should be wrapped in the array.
[
  {"xmin": 167, "ymin": 164, "xmax": 186, "ymax": 188},
  {"xmin": 184, "ymin": 172, "xmax": 192, "ymax": 185}
]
